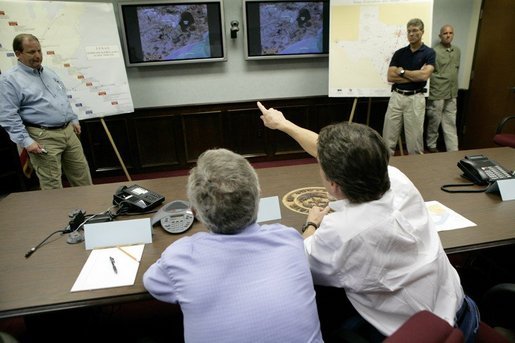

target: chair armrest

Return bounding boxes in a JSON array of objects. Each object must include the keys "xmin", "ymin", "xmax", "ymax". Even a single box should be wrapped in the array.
[
  {"xmin": 496, "ymin": 115, "xmax": 515, "ymax": 134},
  {"xmin": 481, "ymin": 283, "xmax": 515, "ymax": 330}
]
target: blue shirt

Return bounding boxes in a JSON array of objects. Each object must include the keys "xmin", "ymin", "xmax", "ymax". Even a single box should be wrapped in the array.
[
  {"xmin": 0, "ymin": 61, "xmax": 78, "ymax": 147},
  {"xmin": 389, "ymin": 43, "xmax": 436, "ymax": 91},
  {"xmin": 143, "ymin": 222, "xmax": 323, "ymax": 343}
]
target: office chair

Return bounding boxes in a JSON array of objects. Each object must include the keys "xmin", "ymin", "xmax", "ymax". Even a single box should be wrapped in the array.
[
  {"xmin": 384, "ymin": 310, "xmax": 511, "ymax": 343},
  {"xmin": 493, "ymin": 115, "xmax": 515, "ymax": 148},
  {"xmin": 384, "ymin": 310, "xmax": 464, "ymax": 343},
  {"xmin": 479, "ymin": 283, "xmax": 515, "ymax": 342}
]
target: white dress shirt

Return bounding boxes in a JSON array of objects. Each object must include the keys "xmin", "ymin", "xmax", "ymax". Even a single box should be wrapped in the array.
[{"xmin": 304, "ymin": 166, "xmax": 464, "ymax": 336}]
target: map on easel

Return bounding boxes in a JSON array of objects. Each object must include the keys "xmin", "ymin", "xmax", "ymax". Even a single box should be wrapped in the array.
[{"xmin": 0, "ymin": 0, "xmax": 133, "ymax": 119}]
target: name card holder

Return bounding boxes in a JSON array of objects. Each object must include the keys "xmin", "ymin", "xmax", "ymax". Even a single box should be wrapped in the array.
[{"xmin": 486, "ymin": 178, "xmax": 515, "ymax": 201}]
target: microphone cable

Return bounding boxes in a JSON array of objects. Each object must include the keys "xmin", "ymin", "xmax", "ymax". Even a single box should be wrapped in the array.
[
  {"xmin": 25, "ymin": 206, "xmax": 117, "ymax": 258},
  {"xmin": 25, "ymin": 228, "xmax": 69, "ymax": 258}
]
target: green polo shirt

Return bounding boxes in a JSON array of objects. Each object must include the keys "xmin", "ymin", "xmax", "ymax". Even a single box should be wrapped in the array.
[{"xmin": 429, "ymin": 42, "xmax": 461, "ymax": 100}]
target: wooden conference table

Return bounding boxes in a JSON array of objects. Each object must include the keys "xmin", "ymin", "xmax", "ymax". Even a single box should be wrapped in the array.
[{"xmin": 0, "ymin": 147, "xmax": 514, "ymax": 319}]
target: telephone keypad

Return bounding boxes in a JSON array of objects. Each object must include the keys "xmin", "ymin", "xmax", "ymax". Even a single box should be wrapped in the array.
[
  {"xmin": 161, "ymin": 212, "xmax": 194, "ymax": 234},
  {"xmin": 483, "ymin": 166, "xmax": 512, "ymax": 180}
]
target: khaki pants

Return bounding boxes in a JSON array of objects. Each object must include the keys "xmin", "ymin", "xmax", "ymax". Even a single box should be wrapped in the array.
[
  {"xmin": 426, "ymin": 98, "xmax": 458, "ymax": 151},
  {"xmin": 382, "ymin": 92, "xmax": 426, "ymax": 155},
  {"xmin": 27, "ymin": 124, "xmax": 92, "ymax": 190}
]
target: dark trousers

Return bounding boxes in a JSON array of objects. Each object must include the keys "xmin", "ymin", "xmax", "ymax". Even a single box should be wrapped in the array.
[
  {"xmin": 456, "ymin": 295, "xmax": 480, "ymax": 343},
  {"xmin": 315, "ymin": 285, "xmax": 385, "ymax": 343}
]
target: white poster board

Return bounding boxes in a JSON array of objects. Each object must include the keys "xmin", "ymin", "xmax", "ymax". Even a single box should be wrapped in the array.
[
  {"xmin": 0, "ymin": 0, "xmax": 133, "ymax": 119},
  {"xmin": 328, "ymin": 0, "xmax": 433, "ymax": 97}
]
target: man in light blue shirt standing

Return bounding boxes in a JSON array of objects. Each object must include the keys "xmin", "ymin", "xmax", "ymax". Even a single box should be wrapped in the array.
[{"xmin": 0, "ymin": 33, "xmax": 92, "ymax": 189}]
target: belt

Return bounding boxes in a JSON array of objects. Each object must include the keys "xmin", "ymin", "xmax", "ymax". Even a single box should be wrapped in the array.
[
  {"xmin": 24, "ymin": 121, "xmax": 70, "ymax": 130},
  {"xmin": 393, "ymin": 88, "xmax": 426, "ymax": 96}
]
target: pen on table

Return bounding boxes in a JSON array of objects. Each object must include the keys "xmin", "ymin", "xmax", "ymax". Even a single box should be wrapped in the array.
[
  {"xmin": 117, "ymin": 246, "xmax": 139, "ymax": 262},
  {"xmin": 109, "ymin": 256, "xmax": 118, "ymax": 274}
]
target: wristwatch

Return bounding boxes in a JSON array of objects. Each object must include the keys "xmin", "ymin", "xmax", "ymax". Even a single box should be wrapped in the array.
[
  {"xmin": 301, "ymin": 221, "xmax": 318, "ymax": 233},
  {"xmin": 399, "ymin": 69, "xmax": 406, "ymax": 77}
]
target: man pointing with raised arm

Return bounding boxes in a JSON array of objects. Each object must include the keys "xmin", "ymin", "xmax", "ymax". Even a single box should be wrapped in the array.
[{"xmin": 256, "ymin": 101, "xmax": 478, "ymax": 342}]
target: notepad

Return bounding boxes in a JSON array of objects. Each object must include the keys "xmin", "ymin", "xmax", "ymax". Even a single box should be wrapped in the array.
[{"xmin": 71, "ymin": 244, "xmax": 144, "ymax": 292}]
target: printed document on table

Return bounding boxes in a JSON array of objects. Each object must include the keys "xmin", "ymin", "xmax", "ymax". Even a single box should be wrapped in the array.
[
  {"xmin": 71, "ymin": 244, "xmax": 144, "ymax": 292},
  {"xmin": 425, "ymin": 201, "xmax": 476, "ymax": 232}
]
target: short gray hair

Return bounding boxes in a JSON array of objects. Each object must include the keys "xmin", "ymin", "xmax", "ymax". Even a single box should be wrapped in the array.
[
  {"xmin": 187, "ymin": 148, "xmax": 260, "ymax": 234},
  {"xmin": 407, "ymin": 18, "xmax": 424, "ymax": 31}
]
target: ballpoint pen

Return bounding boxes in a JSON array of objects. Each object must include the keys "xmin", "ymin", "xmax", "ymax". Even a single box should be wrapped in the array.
[{"xmin": 109, "ymin": 256, "xmax": 118, "ymax": 274}]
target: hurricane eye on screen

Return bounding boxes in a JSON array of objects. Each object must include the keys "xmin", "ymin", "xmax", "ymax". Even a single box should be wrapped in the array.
[
  {"xmin": 119, "ymin": 1, "xmax": 226, "ymax": 67},
  {"xmin": 244, "ymin": 0, "xmax": 329, "ymax": 60}
]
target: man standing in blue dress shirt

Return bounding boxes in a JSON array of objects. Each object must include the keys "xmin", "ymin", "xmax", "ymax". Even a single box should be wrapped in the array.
[{"xmin": 0, "ymin": 33, "xmax": 92, "ymax": 189}]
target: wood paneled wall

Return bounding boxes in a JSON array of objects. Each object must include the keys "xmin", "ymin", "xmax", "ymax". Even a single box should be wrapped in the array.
[{"xmin": 80, "ymin": 96, "xmax": 390, "ymax": 178}]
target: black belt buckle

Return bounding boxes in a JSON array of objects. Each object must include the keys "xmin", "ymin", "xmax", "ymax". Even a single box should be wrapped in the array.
[
  {"xmin": 394, "ymin": 88, "xmax": 424, "ymax": 96},
  {"xmin": 25, "ymin": 121, "xmax": 69, "ymax": 130}
]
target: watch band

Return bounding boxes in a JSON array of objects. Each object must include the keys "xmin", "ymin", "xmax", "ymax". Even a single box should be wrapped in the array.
[{"xmin": 301, "ymin": 221, "xmax": 318, "ymax": 233}]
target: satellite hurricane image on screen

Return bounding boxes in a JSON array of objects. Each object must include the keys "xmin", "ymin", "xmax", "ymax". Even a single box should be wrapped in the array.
[
  {"xmin": 259, "ymin": 2, "xmax": 324, "ymax": 55},
  {"xmin": 137, "ymin": 4, "xmax": 211, "ymax": 61}
]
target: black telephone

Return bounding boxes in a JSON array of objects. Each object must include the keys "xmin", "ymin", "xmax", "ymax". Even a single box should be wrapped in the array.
[
  {"xmin": 458, "ymin": 155, "xmax": 513, "ymax": 185},
  {"xmin": 151, "ymin": 200, "xmax": 195, "ymax": 234},
  {"xmin": 113, "ymin": 184, "xmax": 165, "ymax": 211}
]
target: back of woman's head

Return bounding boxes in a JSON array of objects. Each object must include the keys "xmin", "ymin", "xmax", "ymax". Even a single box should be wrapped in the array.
[
  {"xmin": 317, "ymin": 122, "xmax": 391, "ymax": 203},
  {"xmin": 187, "ymin": 148, "xmax": 260, "ymax": 234}
]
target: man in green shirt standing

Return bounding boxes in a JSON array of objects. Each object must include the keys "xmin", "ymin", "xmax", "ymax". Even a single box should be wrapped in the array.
[{"xmin": 426, "ymin": 24, "xmax": 461, "ymax": 152}]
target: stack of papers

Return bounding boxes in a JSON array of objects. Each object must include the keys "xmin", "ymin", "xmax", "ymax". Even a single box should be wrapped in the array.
[{"xmin": 71, "ymin": 244, "xmax": 144, "ymax": 292}]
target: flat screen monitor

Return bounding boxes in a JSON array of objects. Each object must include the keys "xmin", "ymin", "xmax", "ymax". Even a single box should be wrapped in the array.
[
  {"xmin": 118, "ymin": 0, "xmax": 227, "ymax": 67},
  {"xmin": 243, "ymin": 0, "xmax": 329, "ymax": 60}
]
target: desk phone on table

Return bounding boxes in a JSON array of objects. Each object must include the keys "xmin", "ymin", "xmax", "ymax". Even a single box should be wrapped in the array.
[
  {"xmin": 113, "ymin": 184, "xmax": 165, "ymax": 211},
  {"xmin": 458, "ymin": 155, "xmax": 514, "ymax": 185}
]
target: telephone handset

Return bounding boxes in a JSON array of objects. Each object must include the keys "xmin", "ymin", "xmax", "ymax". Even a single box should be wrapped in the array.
[
  {"xmin": 458, "ymin": 155, "xmax": 513, "ymax": 185},
  {"xmin": 151, "ymin": 200, "xmax": 194, "ymax": 234},
  {"xmin": 113, "ymin": 184, "xmax": 165, "ymax": 211}
]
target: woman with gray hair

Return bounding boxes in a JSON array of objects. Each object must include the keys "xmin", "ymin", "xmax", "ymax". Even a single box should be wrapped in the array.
[{"xmin": 143, "ymin": 148, "xmax": 322, "ymax": 343}]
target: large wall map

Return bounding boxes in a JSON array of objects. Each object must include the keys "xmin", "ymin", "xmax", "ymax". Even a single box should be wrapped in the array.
[
  {"xmin": 328, "ymin": 0, "xmax": 432, "ymax": 97},
  {"xmin": 0, "ymin": 0, "xmax": 133, "ymax": 120}
]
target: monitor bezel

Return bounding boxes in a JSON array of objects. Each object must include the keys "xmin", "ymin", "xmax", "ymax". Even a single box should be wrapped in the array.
[
  {"xmin": 243, "ymin": 0, "xmax": 329, "ymax": 61},
  {"xmin": 118, "ymin": 0, "xmax": 227, "ymax": 67}
]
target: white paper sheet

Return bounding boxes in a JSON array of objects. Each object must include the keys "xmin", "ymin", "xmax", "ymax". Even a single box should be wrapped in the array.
[
  {"xmin": 71, "ymin": 244, "xmax": 144, "ymax": 292},
  {"xmin": 425, "ymin": 201, "xmax": 477, "ymax": 232}
]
